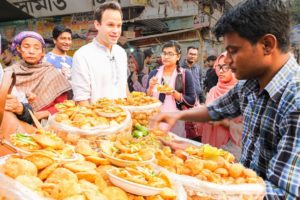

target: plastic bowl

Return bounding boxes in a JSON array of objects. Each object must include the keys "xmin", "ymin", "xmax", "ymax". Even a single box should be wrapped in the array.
[
  {"xmin": 106, "ymin": 169, "xmax": 164, "ymax": 196},
  {"xmin": 101, "ymin": 150, "xmax": 155, "ymax": 167}
]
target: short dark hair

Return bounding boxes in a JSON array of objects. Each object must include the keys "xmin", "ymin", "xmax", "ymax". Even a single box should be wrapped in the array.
[
  {"xmin": 52, "ymin": 24, "xmax": 72, "ymax": 39},
  {"xmin": 213, "ymin": 0, "xmax": 290, "ymax": 53},
  {"xmin": 144, "ymin": 48, "xmax": 153, "ymax": 58},
  {"xmin": 187, "ymin": 46, "xmax": 198, "ymax": 52},
  {"xmin": 207, "ymin": 55, "xmax": 217, "ymax": 62},
  {"xmin": 94, "ymin": 1, "xmax": 122, "ymax": 23}
]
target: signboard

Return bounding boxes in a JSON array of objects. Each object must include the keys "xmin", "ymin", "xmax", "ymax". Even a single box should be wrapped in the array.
[{"xmin": 6, "ymin": 0, "xmax": 138, "ymax": 18}]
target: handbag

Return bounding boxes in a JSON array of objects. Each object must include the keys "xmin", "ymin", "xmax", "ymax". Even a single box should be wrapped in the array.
[{"xmin": 0, "ymin": 70, "xmax": 36, "ymax": 156}]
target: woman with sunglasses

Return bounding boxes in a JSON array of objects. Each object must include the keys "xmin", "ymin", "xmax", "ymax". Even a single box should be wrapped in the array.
[
  {"xmin": 147, "ymin": 41, "xmax": 196, "ymax": 137},
  {"xmin": 195, "ymin": 52, "xmax": 242, "ymax": 158}
]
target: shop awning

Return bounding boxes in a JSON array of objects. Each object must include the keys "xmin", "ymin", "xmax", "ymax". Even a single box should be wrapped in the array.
[{"xmin": 0, "ymin": 0, "xmax": 32, "ymax": 22}]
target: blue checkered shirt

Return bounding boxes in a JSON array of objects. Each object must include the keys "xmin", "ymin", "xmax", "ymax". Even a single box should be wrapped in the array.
[{"xmin": 207, "ymin": 56, "xmax": 300, "ymax": 199}]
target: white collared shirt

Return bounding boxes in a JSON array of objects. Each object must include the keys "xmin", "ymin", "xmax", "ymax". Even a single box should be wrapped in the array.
[{"xmin": 71, "ymin": 39, "xmax": 127, "ymax": 102}]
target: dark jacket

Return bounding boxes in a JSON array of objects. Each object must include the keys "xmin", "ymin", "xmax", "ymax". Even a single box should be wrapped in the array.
[
  {"xmin": 181, "ymin": 60, "xmax": 205, "ymax": 103},
  {"xmin": 147, "ymin": 68, "xmax": 196, "ymax": 110},
  {"xmin": 204, "ymin": 68, "xmax": 218, "ymax": 93}
]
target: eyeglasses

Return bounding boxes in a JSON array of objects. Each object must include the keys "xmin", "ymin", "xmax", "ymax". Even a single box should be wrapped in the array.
[
  {"xmin": 215, "ymin": 64, "xmax": 230, "ymax": 72},
  {"xmin": 161, "ymin": 52, "xmax": 178, "ymax": 57}
]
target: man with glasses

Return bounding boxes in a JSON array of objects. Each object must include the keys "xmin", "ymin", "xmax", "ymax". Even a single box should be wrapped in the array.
[
  {"xmin": 181, "ymin": 46, "xmax": 205, "ymax": 104},
  {"xmin": 152, "ymin": 0, "xmax": 300, "ymax": 198}
]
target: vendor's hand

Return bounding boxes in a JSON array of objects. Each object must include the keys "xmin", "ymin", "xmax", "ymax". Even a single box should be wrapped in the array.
[
  {"xmin": 209, "ymin": 119, "xmax": 230, "ymax": 128},
  {"xmin": 34, "ymin": 110, "xmax": 50, "ymax": 120},
  {"xmin": 150, "ymin": 112, "xmax": 181, "ymax": 133},
  {"xmin": 160, "ymin": 138, "xmax": 194, "ymax": 151},
  {"xmin": 131, "ymin": 71, "xmax": 138, "ymax": 83},
  {"xmin": 26, "ymin": 92, "xmax": 36, "ymax": 104},
  {"xmin": 5, "ymin": 94, "xmax": 24, "ymax": 115}
]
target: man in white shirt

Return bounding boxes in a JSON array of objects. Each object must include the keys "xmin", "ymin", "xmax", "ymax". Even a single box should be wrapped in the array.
[{"xmin": 71, "ymin": 1, "xmax": 128, "ymax": 106}]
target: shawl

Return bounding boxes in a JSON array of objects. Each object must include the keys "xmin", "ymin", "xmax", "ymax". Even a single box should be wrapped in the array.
[{"xmin": 5, "ymin": 60, "xmax": 71, "ymax": 111}]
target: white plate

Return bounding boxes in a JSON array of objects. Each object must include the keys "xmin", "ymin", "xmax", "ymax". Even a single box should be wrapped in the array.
[
  {"xmin": 107, "ymin": 169, "xmax": 164, "ymax": 196},
  {"xmin": 100, "ymin": 140, "xmax": 155, "ymax": 167}
]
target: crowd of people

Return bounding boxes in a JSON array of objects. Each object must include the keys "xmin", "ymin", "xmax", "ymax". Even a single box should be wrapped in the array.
[{"xmin": 0, "ymin": 0, "xmax": 300, "ymax": 198}]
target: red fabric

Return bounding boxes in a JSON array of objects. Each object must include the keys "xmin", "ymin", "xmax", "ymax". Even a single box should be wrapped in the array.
[{"xmin": 39, "ymin": 92, "xmax": 68, "ymax": 114}]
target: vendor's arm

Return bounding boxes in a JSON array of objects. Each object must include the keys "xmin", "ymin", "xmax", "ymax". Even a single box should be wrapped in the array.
[
  {"xmin": 151, "ymin": 83, "xmax": 242, "ymax": 131},
  {"xmin": 264, "ymin": 109, "xmax": 300, "ymax": 199},
  {"xmin": 71, "ymin": 50, "xmax": 92, "ymax": 103},
  {"xmin": 5, "ymin": 95, "xmax": 33, "ymax": 124}
]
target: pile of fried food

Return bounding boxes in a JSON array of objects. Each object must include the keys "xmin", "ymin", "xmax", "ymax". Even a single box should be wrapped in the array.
[
  {"xmin": 10, "ymin": 130, "xmax": 74, "ymax": 161},
  {"xmin": 98, "ymin": 92, "xmax": 161, "ymax": 127},
  {"xmin": 1, "ymin": 136, "xmax": 176, "ymax": 200},
  {"xmin": 114, "ymin": 92, "xmax": 160, "ymax": 107},
  {"xmin": 54, "ymin": 100, "xmax": 127, "ymax": 129},
  {"xmin": 156, "ymin": 84, "xmax": 173, "ymax": 93},
  {"xmin": 101, "ymin": 136, "xmax": 154, "ymax": 163},
  {"xmin": 155, "ymin": 144, "xmax": 264, "ymax": 185}
]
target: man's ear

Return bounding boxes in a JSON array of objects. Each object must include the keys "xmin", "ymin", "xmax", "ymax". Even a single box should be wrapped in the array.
[
  {"xmin": 260, "ymin": 34, "xmax": 277, "ymax": 55},
  {"xmin": 53, "ymin": 39, "xmax": 56, "ymax": 45}
]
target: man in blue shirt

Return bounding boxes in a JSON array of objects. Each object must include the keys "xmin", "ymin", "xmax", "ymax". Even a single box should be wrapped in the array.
[
  {"xmin": 44, "ymin": 24, "xmax": 72, "ymax": 80},
  {"xmin": 181, "ymin": 46, "xmax": 205, "ymax": 104},
  {"xmin": 152, "ymin": 0, "xmax": 300, "ymax": 199}
]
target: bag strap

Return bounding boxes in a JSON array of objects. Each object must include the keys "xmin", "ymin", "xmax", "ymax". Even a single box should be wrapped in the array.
[
  {"xmin": 0, "ymin": 70, "xmax": 16, "ymax": 125},
  {"xmin": 181, "ymin": 68, "xmax": 186, "ymax": 95}
]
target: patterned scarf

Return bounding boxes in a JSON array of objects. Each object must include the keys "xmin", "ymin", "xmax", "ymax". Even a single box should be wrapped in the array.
[{"xmin": 5, "ymin": 60, "xmax": 71, "ymax": 111}]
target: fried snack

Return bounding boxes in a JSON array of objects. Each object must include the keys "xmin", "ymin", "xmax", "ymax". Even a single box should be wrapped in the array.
[
  {"xmin": 46, "ymin": 167, "xmax": 78, "ymax": 184},
  {"xmin": 15, "ymin": 175, "xmax": 43, "ymax": 195},
  {"xmin": 46, "ymin": 180, "xmax": 82, "ymax": 199},
  {"xmin": 112, "ymin": 165, "xmax": 171, "ymax": 189},
  {"xmin": 38, "ymin": 163, "xmax": 60, "ymax": 180},
  {"xmin": 95, "ymin": 174, "xmax": 108, "ymax": 192},
  {"xmin": 10, "ymin": 133, "xmax": 41, "ymax": 151},
  {"xmin": 62, "ymin": 194, "xmax": 86, "ymax": 200},
  {"xmin": 86, "ymin": 156, "xmax": 110, "ymax": 166},
  {"xmin": 24, "ymin": 153, "xmax": 54, "ymax": 170},
  {"xmin": 102, "ymin": 186, "xmax": 128, "ymax": 200},
  {"xmin": 3, "ymin": 158, "xmax": 37, "ymax": 178},
  {"xmin": 79, "ymin": 180, "xmax": 107, "ymax": 200},
  {"xmin": 32, "ymin": 130, "xmax": 65, "ymax": 150},
  {"xmin": 96, "ymin": 165, "xmax": 116, "ymax": 185},
  {"xmin": 55, "ymin": 100, "xmax": 76, "ymax": 111},
  {"xmin": 64, "ymin": 161, "xmax": 97, "ymax": 173},
  {"xmin": 156, "ymin": 84, "xmax": 173, "ymax": 93},
  {"xmin": 76, "ymin": 170, "xmax": 98, "ymax": 182},
  {"xmin": 75, "ymin": 140, "xmax": 98, "ymax": 156},
  {"xmin": 159, "ymin": 187, "xmax": 177, "ymax": 199}
]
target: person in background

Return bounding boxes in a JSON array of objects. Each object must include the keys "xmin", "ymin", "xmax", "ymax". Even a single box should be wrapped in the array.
[
  {"xmin": 72, "ymin": 1, "xmax": 128, "ymax": 106},
  {"xmin": 127, "ymin": 51, "xmax": 148, "ymax": 93},
  {"xmin": 147, "ymin": 40, "xmax": 196, "ymax": 137},
  {"xmin": 6, "ymin": 31, "xmax": 71, "ymax": 120},
  {"xmin": 195, "ymin": 52, "xmax": 242, "ymax": 159},
  {"xmin": 181, "ymin": 46, "xmax": 205, "ymax": 104},
  {"xmin": 44, "ymin": 24, "xmax": 72, "ymax": 80},
  {"xmin": 203, "ymin": 55, "xmax": 218, "ymax": 93},
  {"xmin": 0, "ymin": 38, "xmax": 14, "ymax": 67},
  {"xmin": 152, "ymin": 0, "xmax": 300, "ymax": 198},
  {"xmin": 142, "ymin": 48, "xmax": 154, "ymax": 74}
]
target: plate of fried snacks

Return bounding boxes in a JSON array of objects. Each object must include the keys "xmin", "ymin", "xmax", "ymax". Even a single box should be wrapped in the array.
[
  {"xmin": 7, "ymin": 130, "xmax": 78, "ymax": 162},
  {"xmin": 156, "ymin": 84, "xmax": 173, "ymax": 93},
  {"xmin": 100, "ymin": 140, "xmax": 155, "ymax": 167},
  {"xmin": 50, "ymin": 100, "xmax": 131, "ymax": 135},
  {"xmin": 107, "ymin": 165, "xmax": 177, "ymax": 197},
  {"xmin": 114, "ymin": 92, "xmax": 161, "ymax": 109}
]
